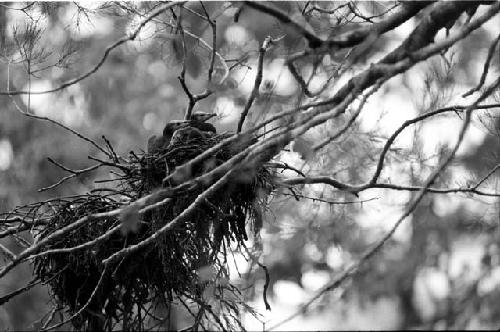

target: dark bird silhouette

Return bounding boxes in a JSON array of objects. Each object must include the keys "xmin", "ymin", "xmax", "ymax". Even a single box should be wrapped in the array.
[
  {"xmin": 147, "ymin": 121, "xmax": 190, "ymax": 153},
  {"xmin": 188, "ymin": 112, "xmax": 217, "ymax": 134},
  {"xmin": 169, "ymin": 126, "xmax": 205, "ymax": 146},
  {"xmin": 147, "ymin": 112, "xmax": 217, "ymax": 153}
]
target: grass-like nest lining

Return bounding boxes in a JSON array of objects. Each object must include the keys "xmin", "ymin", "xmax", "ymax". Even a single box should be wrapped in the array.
[{"xmin": 32, "ymin": 133, "xmax": 273, "ymax": 331}]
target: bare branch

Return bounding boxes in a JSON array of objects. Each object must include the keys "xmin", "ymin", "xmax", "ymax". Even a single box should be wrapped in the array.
[
  {"xmin": 200, "ymin": 1, "xmax": 216, "ymax": 82},
  {"xmin": 8, "ymin": 93, "xmax": 111, "ymax": 158},
  {"xmin": 237, "ymin": 36, "xmax": 272, "ymax": 132},
  {"xmin": 38, "ymin": 163, "xmax": 102, "ymax": 192},
  {"xmin": 0, "ymin": 2, "xmax": 36, "ymax": 12},
  {"xmin": 0, "ymin": 1, "xmax": 186, "ymax": 96},
  {"xmin": 381, "ymin": 1, "xmax": 478, "ymax": 64},
  {"xmin": 286, "ymin": 61, "xmax": 314, "ymax": 97},
  {"xmin": 120, "ymin": 2, "xmax": 230, "ymax": 83},
  {"xmin": 247, "ymin": 1, "xmax": 431, "ymax": 50},
  {"xmin": 0, "ymin": 243, "xmax": 15, "ymax": 262},
  {"xmin": 370, "ymin": 103, "xmax": 500, "ymax": 184},
  {"xmin": 270, "ymin": 68, "xmax": 500, "ymax": 332},
  {"xmin": 473, "ymin": 163, "xmax": 500, "ymax": 189},
  {"xmin": 29, "ymin": 224, "xmax": 121, "ymax": 259},
  {"xmin": 313, "ymin": 80, "xmax": 385, "ymax": 151},
  {"xmin": 462, "ymin": 33, "xmax": 500, "ymax": 97},
  {"xmin": 283, "ymin": 103, "xmax": 500, "ymax": 196},
  {"xmin": 318, "ymin": 1, "xmax": 500, "ymax": 113},
  {"xmin": 281, "ymin": 176, "xmax": 359, "ymax": 196},
  {"xmin": 243, "ymin": 1, "xmax": 324, "ymax": 48},
  {"xmin": 178, "ymin": 76, "xmax": 212, "ymax": 120}
]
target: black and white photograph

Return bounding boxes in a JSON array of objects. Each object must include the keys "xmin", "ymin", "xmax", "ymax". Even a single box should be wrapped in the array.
[{"xmin": 1, "ymin": 1, "xmax": 500, "ymax": 330}]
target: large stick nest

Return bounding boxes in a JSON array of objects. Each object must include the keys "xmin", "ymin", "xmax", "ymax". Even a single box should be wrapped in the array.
[{"xmin": 32, "ymin": 132, "xmax": 274, "ymax": 331}]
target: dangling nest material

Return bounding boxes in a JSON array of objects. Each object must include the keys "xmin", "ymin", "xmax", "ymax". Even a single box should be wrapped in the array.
[{"xmin": 32, "ymin": 132, "xmax": 274, "ymax": 331}]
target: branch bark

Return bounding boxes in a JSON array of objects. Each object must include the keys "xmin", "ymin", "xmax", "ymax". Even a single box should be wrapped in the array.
[{"xmin": 237, "ymin": 36, "xmax": 272, "ymax": 132}]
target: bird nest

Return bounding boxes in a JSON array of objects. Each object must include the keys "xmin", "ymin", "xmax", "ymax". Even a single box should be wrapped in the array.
[{"xmin": 31, "ymin": 132, "xmax": 274, "ymax": 331}]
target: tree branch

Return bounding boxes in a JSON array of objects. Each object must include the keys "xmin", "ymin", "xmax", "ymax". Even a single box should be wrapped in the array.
[
  {"xmin": 370, "ymin": 103, "xmax": 500, "ymax": 184},
  {"xmin": 462, "ymin": 32, "xmax": 500, "ymax": 97},
  {"xmin": 102, "ymin": 169, "xmax": 235, "ymax": 266},
  {"xmin": 326, "ymin": 1, "xmax": 432, "ymax": 49},
  {"xmin": 243, "ymin": 1, "xmax": 324, "ymax": 48},
  {"xmin": 0, "ymin": 1, "xmax": 185, "ymax": 96},
  {"xmin": 313, "ymin": 80, "xmax": 385, "ymax": 151},
  {"xmin": 200, "ymin": 1, "xmax": 217, "ymax": 82},
  {"xmin": 237, "ymin": 36, "xmax": 272, "ymax": 132},
  {"xmin": 315, "ymin": 1, "xmax": 500, "ymax": 113},
  {"xmin": 269, "ymin": 67, "xmax": 500, "ymax": 332},
  {"xmin": 283, "ymin": 103, "xmax": 500, "ymax": 196}
]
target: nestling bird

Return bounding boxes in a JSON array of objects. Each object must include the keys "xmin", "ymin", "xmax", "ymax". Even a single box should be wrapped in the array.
[
  {"xmin": 147, "ymin": 112, "xmax": 217, "ymax": 153},
  {"xmin": 188, "ymin": 112, "xmax": 217, "ymax": 134},
  {"xmin": 169, "ymin": 126, "xmax": 205, "ymax": 146},
  {"xmin": 164, "ymin": 116, "xmax": 218, "ymax": 147},
  {"xmin": 147, "ymin": 121, "xmax": 190, "ymax": 153},
  {"xmin": 169, "ymin": 112, "xmax": 217, "ymax": 146}
]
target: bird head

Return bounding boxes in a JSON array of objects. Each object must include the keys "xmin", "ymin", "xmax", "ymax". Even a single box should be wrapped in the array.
[
  {"xmin": 190, "ymin": 112, "xmax": 216, "ymax": 122},
  {"xmin": 162, "ymin": 120, "xmax": 190, "ymax": 138}
]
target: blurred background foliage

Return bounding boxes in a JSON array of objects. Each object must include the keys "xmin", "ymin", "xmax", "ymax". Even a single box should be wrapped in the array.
[{"xmin": 0, "ymin": 1, "xmax": 500, "ymax": 330}]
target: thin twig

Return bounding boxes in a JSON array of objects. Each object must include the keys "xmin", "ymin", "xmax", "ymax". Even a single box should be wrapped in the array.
[
  {"xmin": 178, "ymin": 75, "xmax": 212, "ymax": 119},
  {"xmin": 28, "ymin": 224, "xmax": 121, "ymax": 259},
  {"xmin": 473, "ymin": 163, "xmax": 500, "ymax": 189},
  {"xmin": 462, "ymin": 33, "xmax": 500, "ymax": 97},
  {"xmin": 39, "ymin": 162, "xmax": 101, "ymax": 192},
  {"xmin": 313, "ymin": 79, "xmax": 385, "ymax": 151},
  {"xmin": 369, "ymin": 103, "xmax": 500, "ymax": 184},
  {"xmin": 120, "ymin": 1, "xmax": 230, "ymax": 83},
  {"xmin": 237, "ymin": 36, "xmax": 272, "ymax": 132},
  {"xmin": 286, "ymin": 61, "xmax": 313, "ymax": 97},
  {"xmin": 269, "ymin": 68, "xmax": 500, "ymax": 332},
  {"xmin": 0, "ymin": 1, "xmax": 185, "ymax": 95},
  {"xmin": 244, "ymin": 1, "xmax": 324, "ymax": 48},
  {"xmin": 7, "ymin": 85, "xmax": 110, "ymax": 157},
  {"xmin": 200, "ymin": 1, "xmax": 217, "ymax": 82},
  {"xmin": 0, "ymin": 243, "xmax": 15, "ymax": 262}
]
